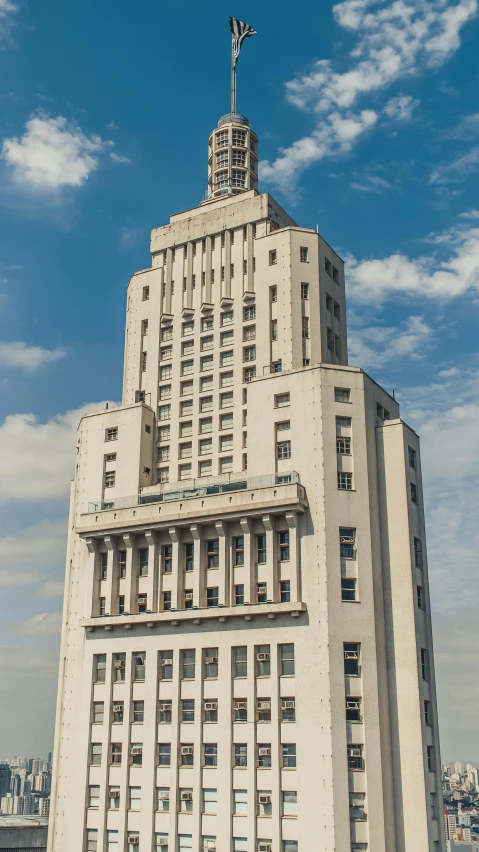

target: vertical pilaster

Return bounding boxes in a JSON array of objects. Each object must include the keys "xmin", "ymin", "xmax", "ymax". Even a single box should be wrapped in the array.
[
  {"xmin": 186, "ymin": 242, "xmax": 194, "ymax": 309},
  {"xmin": 224, "ymin": 230, "xmax": 232, "ymax": 299},
  {"xmin": 286, "ymin": 512, "xmax": 300, "ymax": 603},
  {"xmin": 246, "ymin": 222, "xmax": 254, "ymax": 293},
  {"xmin": 104, "ymin": 536, "xmax": 116, "ymax": 615},
  {"xmin": 262, "ymin": 515, "xmax": 277, "ymax": 603},
  {"xmin": 205, "ymin": 236, "xmax": 213, "ymax": 304},
  {"xmin": 240, "ymin": 517, "xmax": 254, "ymax": 605},
  {"xmin": 190, "ymin": 524, "xmax": 203, "ymax": 608},
  {"xmin": 145, "ymin": 530, "xmax": 158, "ymax": 613},
  {"xmin": 215, "ymin": 520, "xmax": 229, "ymax": 606},
  {"xmin": 85, "ymin": 538, "xmax": 99, "ymax": 617},
  {"xmin": 169, "ymin": 527, "xmax": 181, "ymax": 610},
  {"xmin": 123, "ymin": 534, "xmax": 136, "ymax": 614}
]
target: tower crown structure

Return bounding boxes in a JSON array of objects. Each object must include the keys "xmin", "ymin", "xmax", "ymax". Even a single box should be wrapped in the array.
[{"xmin": 207, "ymin": 112, "xmax": 258, "ymax": 198}]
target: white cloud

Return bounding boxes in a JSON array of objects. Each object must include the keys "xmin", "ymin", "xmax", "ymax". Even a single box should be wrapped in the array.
[
  {"xmin": 1, "ymin": 115, "xmax": 115, "ymax": 190},
  {"xmin": 0, "ymin": 519, "xmax": 67, "ymax": 587},
  {"xmin": 0, "ymin": 340, "xmax": 66, "ymax": 370},
  {"xmin": 37, "ymin": 580, "xmax": 64, "ymax": 599},
  {"xmin": 350, "ymin": 174, "xmax": 396, "ymax": 193},
  {"xmin": 383, "ymin": 94, "xmax": 420, "ymax": 121},
  {"xmin": 15, "ymin": 612, "xmax": 62, "ymax": 637},
  {"xmin": 0, "ymin": 0, "xmax": 17, "ymax": 40},
  {"xmin": 347, "ymin": 213, "xmax": 479, "ymax": 302},
  {"xmin": 0, "ymin": 402, "xmax": 112, "ymax": 503},
  {"xmin": 430, "ymin": 145, "xmax": 479, "ymax": 185},
  {"xmin": 348, "ymin": 315, "xmax": 432, "ymax": 368},
  {"xmin": 261, "ymin": 0, "xmax": 477, "ymax": 190},
  {"xmin": 110, "ymin": 152, "xmax": 131, "ymax": 164}
]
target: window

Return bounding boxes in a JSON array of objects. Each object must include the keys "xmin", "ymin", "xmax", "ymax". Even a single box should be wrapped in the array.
[
  {"xmin": 235, "ymin": 584, "xmax": 245, "ymax": 605},
  {"xmin": 257, "ymin": 582, "xmax": 267, "ymax": 603},
  {"xmin": 182, "ymin": 340, "xmax": 194, "ymax": 356},
  {"xmin": 220, "ymin": 370, "xmax": 234, "ymax": 388},
  {"xmin": 280, "ymin": 580, "xmax": 291, "ymax": 602},
  {"xmin": 232, "ymin": 535, "xmax": 244, "ymax": 566},
  {"xmin": 99, "ymin": 552, "xmax": 108, "ymax": 580},
  {"xmin": 158, "ymin": 743, "xmax": 171, "ymax": 766},
  {"xmin": 207, "ymin": 587, "xmax": 219, "ymax": 607},
  {"xmin": 277, "ymin": 440, "xmax": 291, "ymax": 460},
  {"xmin": 257, "ymin": 534, "xmax": 266, "ymax": 563},
  {"xmin": 181, "ymin": 380, "xmax": 194, "ymax": 396},
  {"xmin": 130, "ymin": 743, "xmax": 143, "ymax": 766},
  {"xmin": 162, "ymin": 326, "xmax": 173, "ymax": 342},
  {"xmin": 159, "ymin": 650, "xmax": 173, "ymax": 680},
  {"xmin": 219, "ymin": 456, "xmax": 233, "ymax": 473},
  {"xmin": 182, "ymin": 649, "xmax": 195, "ymax": 679},
  {"xmin": 98, "ymin": 596, "xmax": 106, "ymax": 616},
  {"xmin": 279, "ymin": 531, "xmax": 290, "ymax": 561},
  {"xmin": 206, "ymin": 539, "xmax": 219, "ymax": 568},
  {"xmin": 221, "ymin": 330, "xmax": 234, "ymax": 347},
  {"xmin": 347, "ymin": 744, "xmax": 364, "ymax": 770},
  {"xmin": 283, "ymin": 842, "xmax": 298, "ymax": 852},
  {"xmin": 410, "ymin": 482, "xmax": 418, "ymax": 504},
  {"xmin": 256, "ymin": 645, "xmax": 271, "ymax": 677},
  {"xmin": 201, "ymin": 395, "xmax": 214, "ymax": 412},
  {"xmin": 349, "ymin": 792, "xmax": 366, "ymax": 821},
  {"xmin": 300, "ymin": 246, "xmax": 308, "ymax": 262},
  {"xmin": 424, "ymin": 699, "xmax": 432, "ymax": 725},
  {"xmin": 204, "ymin": 699, "xmax": 218, "ymax": 723},
  {"xmin": 112, "ymin": 700, "xmax": 123, "ymax": 723},
  {"xmin": 301, "ymin": 282, "xmax": 309, "ymax": 299},
  {"xmin": 243, "ymin": 366, "xmax": 256, "ymax": 383},
  {"xmin": 199, "ymin": 460, "xmax": 212, "ymax": 477},
  {"xmin": 243, "ymin": 325, "xmax": 255, "ymax": 343},
  {"xmin": 105, "ymin": 471, "xmax": 116, "ymax": 488},
  {"xmin": 346, "ymin": 697, "xmax": 362, "ymax": 722},
  {"xmin": 113, "ymin": 654, "xmax": 125, "ymax": 682},
  {"xmin": 133, "ymin": 653, "xmax": 145, "ymax": 681},
  {"xmin": 221, "ymin": 310, "xmax": 234, "ymax": 326},
  {"xmin": 342, "ymin": 578, "xmax": 357, "ymax": 601},
  {"xmin": 158, "ymin": 446, "xmax": 170, "ymax": 462},
  {"xmin": 337, "ymin": 435, "xmax": 351, "ymax": 455},
  {"xmin": 258, "ymin": 744, "xmax": 272, "ymax": 768},
  {"xmin": 92, "ymin": 701, "xmax": 104, "ymax": 724},
  {"xmin": 203, "ymin": 788, "xmax": 217, "ymax": 813},
  {"xmin": 257, "ymin": 699, "xmax": 271, "ymax": 722},
  {"xmin": 132, "ymin": 700, "xmax": 144, "ymax": 723},
  {"xmin": 178, "ymin": 837, "xmax": 193, "ymax": 852},
  {"xmin": 160, "ymin": 345, "xmax": 172, "ymax": 360},
  {"xmin": 204, "ymin": 743, "xmax": 217, "ymax": 766},
  {"xmin": 94, "ymin": 654, "xmax": 106, "ymax": 683},
  {"xmin": 269, "ymin": 249, "xmax": 277, "ymax": 265},
  {"xmin": 179, "ymin": 442, "xmax": 192, "ymax": 459},
  {"xmin": 235, "ymin": 743, "xmax": 248, "ymax": 767},
  {"xmin": 110, "ymin": 743, "xmax": 121, "ymax": 765},
  {"xmin": 159, "ymin": 384, "xmax": 171, "ymax": 401},
  {"xmin": 336, "ymin": 415, "xmax": 352, "ymax": 428},
  {"xmin": 199, "ymin": 438, "xmax": 212, "ymax": 456},
  {"xmin": 270, "ymin": 319, "xmax": 278, "ymax": 342},
  {"xmin": 162, "ymin": 591, "xmax": 171, "ymax": 611},
  {"xmin": 201, "ymin": 355, "xmax": 214, "ymax": 372},
  {"xmin": 156, "ymin": 787, "xmax": 169, "ymax": 811},
  {"xmin": 118, "ymin": 595, "xmax": 125, "ymax": 614},
  {"xmin": 408, "ymin": 446, "xmax": 417, "ymax": 469},
  {"xmin": 106, "ymin": 831, "xmax": 119, "ymax": 852},
  {"xmin": 159, "ymin": 701, "xmax": 172, "ymax": 723},
  {"xmin": 182, "ymin": 321, "xmax": 194, "ymax": 336},
  {"xmin": 199, "ymin": 417, "xmax": 213, "ymax": 434},
  {"xmin": 234, "ymin": 698, "xmax": 247, "ymax": 722},
  {"xmin": 427, "ymin": 745, "xmax": 435, "ymax": 772},
  {"xmin": 302, "ymin": 316, "xmax": 310, "ymax": 338},
  {"xmin": 280, "ymin": 644, "xmax": 295, "ymax": 676},
  {"xmin": 257, "ymin": 790, "xmax": 272, "ymax": 817},
  {"xmin": 181, "ymin": 359, "xmax": 194, "ymax": 376},
  {"xmin": 340, "ymin": 528, "xmax": 356, "ymax": 559},
  {"xmin": 138, "ymin": 548, "xmax": 148, "ymax": 577},
  {"xmin": 179, "ymin": 463, "xmax": 192, "ymax": 480},
  {"xmin": 108, "ymin": 786, "xmax": 120, "ymax": 809},
  {"xmin": 159, "ymin": 404, "xmax": 171, "ymax": 421},
  {"xmin": 335, "ymin": 387, "xmax": 350, "ymax": 403},
  {"xmin": 181, "ymin": 745, "xmax": 194, "ymax": 767},
  {"xmin": 417, "ymin": 585, "xmax": 425, "ymax": 610},
  {"xmin": 338, "ymin": 471, "xmax": 353, "ymax": 491},
  {"xmin": 180, "ymin": 401, "xmax": 194, "ymax": 419},
  {"xmin": 201, "ymin": 335, "xmax": 214, "ymax": 352},
  {"xmin": 179, "ymin": 788, "xmax": 193, "ymax": 812},
  {"xmin": 344, "ymin": 643, "xmax": 360, "ymax": 676},
  {"xmin": 275, "ymin": 392, "xmax": 290, "ymax": 408},
  {"xmin": 182, "ymin": 699, "xmax": 195, "ymax": 722},
  {"xmin": 129, "ymin": 787, "xmax": 141, "ymax": 810},
  {"xmin": 233, "ymin": 646, "xmax": 247, "ymax": 678},
  {"xmin": 272, "ymin": 360, "xmax": 282, "ymax": 373},
  {"xmin": 332, "ymin": 265, "xmax": 339, "ymax": 283},
  {"xmin": 281, "ymin": 697, "xmax": 295, "ymax": 722},
  {"xmin": 414, "ymin": 537, "xmax": 423, "ymax": 569},
  {"xmin": 86, "ymin": 829, "xmax": 98, "ymax": 852},
  {"xmin": 88, "ymin": 785, "xmax": 100, "ymax": 809},
  {"xmin": 271, "ymin": 286, "xmax": 277, "ymax": 303},
  {"xmin": 244, "ymin": 304, "xmax": 256, "ymax": 321},
  {"xmin": 185, "ymin": 542, "xmax": 194, "ymax": 572}
]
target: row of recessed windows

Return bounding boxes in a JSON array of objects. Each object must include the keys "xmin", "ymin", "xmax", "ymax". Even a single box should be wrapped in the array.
[
  {"xmin": 268, "ymin": 247, "xmax": 309, "ymax": 265},
  {"xmin": 88, "ymin": 830, "xmax": 296, "ymax": 852},
  {"xmin": 158, "ymin": 433, "xmax": 239, "ymax": 460},
  {"xmin": 91, "ymin": 695, "xmax": 296, "ymax": 727},
  {"xmin": 90, "ymin": 741, "xmax": 298, "ymax": 770},
  {"xmin": 158, "ymin": 412, "xmax": 238, "ymax": 441},
  {"xmin": 88, "ymin": 786, "xmax": 296, "ymax": 818},
  {"xmin": 94, "ymin": 645, "xmax": 294, "ymax": 683}
]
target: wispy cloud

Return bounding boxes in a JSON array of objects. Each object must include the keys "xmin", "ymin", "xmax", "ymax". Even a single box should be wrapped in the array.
[
  {"xmin": 0, "ymin": 340, "xmax": 66, "ymax": 370},
  {"xmin": 430, "ymin": 145, "xmax": 479, "ymax": 185},
  {"xmin": 15, "ymin": 612, "xmax": 62, "ymax": 637},
  {"xmin": 0, "ymin": 0, "xmax": 18, "ymax": 42},
  {"xmin": 350, "ymin": 174, "xmax": 397, "ymax": 194},
  {"xmin": 261, "ymin": 0, "xmax": 477, "ymax": 191},
  {"xmin": 347, "ymin": 212, "xmax": 479, "ymax": 302},
  {"xmin": 349, "ymin": 315, "xmax": 433, "ymax": 368},
  {"xmin": 383, "ymin": 94, "xmax": 420, "ymax": 122},
  {"xmin": 1, "ymin": 114, "xmax": 128, "ymax": 192}
]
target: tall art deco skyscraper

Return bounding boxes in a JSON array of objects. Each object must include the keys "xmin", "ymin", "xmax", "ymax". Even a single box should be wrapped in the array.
[{"xmin": 48, "ymin": 20, "xmax": 446, "ymax": 852}]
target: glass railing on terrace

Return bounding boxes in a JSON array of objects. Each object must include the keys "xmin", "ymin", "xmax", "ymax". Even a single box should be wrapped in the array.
[{"xmin": 87, "ymin": 471, "xmax": 300, "ymax": 513}]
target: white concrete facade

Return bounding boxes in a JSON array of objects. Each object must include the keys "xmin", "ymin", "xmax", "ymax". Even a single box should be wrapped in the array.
[{"xmin": 48, "ymin": 115, "xmax": 445, "ymax": 852}]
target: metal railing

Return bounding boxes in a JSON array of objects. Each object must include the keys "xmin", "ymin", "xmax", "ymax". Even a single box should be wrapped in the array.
[{"xmin": 87, "ymin": 471, "xmax": 300, "ymax": 513}]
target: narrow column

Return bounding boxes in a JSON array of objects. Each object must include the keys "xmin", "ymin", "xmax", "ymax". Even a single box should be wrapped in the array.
[
  {"xmin": 190, "ymin": 524, "xmax": 203, "ymax": 608},
  {"xmin": 167, "ymin": 649, "xmax": 181, "ymax": 849},
  {"xmin": 104, "ymin": 536, "xmax": 116, "ymax": 615},
  {"xmin": 85, "ymin": 538, "xmax": 99, "ymax": 617},
  {"xmin": 145, "ymin": 530, "xmax": 159, "ymax": 613},
  {"xmin": 262, "ymin": 515, "xmax": 277, "ymax": 603},
  {"xmin": 246, "ymin": 222, "xmax": 254, "ymax": 293},
  {"xmin": 224, "ymin": 230, "xmax": 232, "ymax": 299},
  {"xmin": 186, "ymin": 242, "xmax": 194, "ymax": 309},
  {"xmin": 169, "ymin": 527, "xmax": 181, "ymax": 610},
  {"xmin": 215, "ymin": 520, "xmax": 229, "ymax": 607},
  {"xmin": 165, "ymin": 247, "xmax": 173, "ymax": 315},
  {"xmin": 123, "ymin": 533, "xmax": 136, "ymax": 614},
  {"xmin": 285, "ymin": 512, "xmax": 300, "ymax": 602},
  {"xmin": 205, "ymin": 236, "xmax": 213, "ymax": 304},
  {"xmin": 117, "ymin": 651, "xmax": 133, "ymax": 849},
  {"xmin": 240, "ymin": 517, "xmax": 254, "ymax": 605}
]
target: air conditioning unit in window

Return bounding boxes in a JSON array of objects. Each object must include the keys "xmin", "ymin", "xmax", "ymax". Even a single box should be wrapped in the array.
[
  {"xmin": 259, "ymin": 844, "xmax": 272, "ymax": 852},
  {"xmin": 135, "ymin": 390, "xmax": 146, "ymax": 403},
  {"xmin": 258, "ymin": 748, "xmax": 271, "ymax": 756},
  {"xmin": 204, "ymin": 702, "xmax": 218, "ymax": 711},
  {"xmin": 113, "ymin": 704, "xmax": 123, "ymax": 713},
  {"xmin": 282, "ymin": 699, "xmax": 295, "ymax": 710},
  {"xmin": 110, "ymin": 790, "xmax": 120, "ymax": 799},
  {"xmin": 181, "ymin": 746, "xmax": 194, "ymax": 756},
  {"xmin": 135, "ymin": 656, "xmax": 145, "ymax": 665},
  {"xmin": 185, "ymin": 592, "xmax": 193, "ymax": 601},
  {"xmin": 257, "ymin": 652, "xmax": 270, "ymax": 662},
  {"xmin": 158, "ymin": 791, "xmax": 170, "ymax": 800},
  {"xmin": 205, "ymin": 656, "xmax": 218, "ymax": 665},
  {"xmin": 159, "ymin": 702, "xmax": 172, "ymax": 712},
  {"xmin": 131, "ymin": 746, "xmax": 143, "ymax": 755},
  {"xmin": 180, "ymin": 791, "xmax": 193, "ymax": 801},
  {"xmin": 114, "ymin": 659, "xmax": 125, "ymax": 669},
  {"xmin": 235, "ymin": 701, "xmax": 247, "ymax": 710},
  {"xmin": 340, "ymin": 535, "xmax": 355, "ymax": 544},
  {"xmin": 161, "ymin": 658, "xmax": 173, "ymax": 667},
  {"xmin": 344, "ymin": 651, "xmax": 359, "ymax": 659},
  {"xmin": 350, "ymin": 796, "xmax": 364, "ymax": 807},
  {"xmin": 129, "ymin": 838, "xmax": 139, "ymax": 846},
  {"xmin": 202, "ymin": 843, "xmax": 216, "ymax": 852},
  {"xmin": 257, "ymin": 701, "xmax": 271, "ymax": 710},
  {"xmin": 258, "ymin": 794, "xmax": 272, "ymax": 804}
]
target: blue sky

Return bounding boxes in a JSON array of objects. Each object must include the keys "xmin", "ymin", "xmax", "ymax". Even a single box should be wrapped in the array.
[{"xmin": 0, "ymin": 0, "xmax": 478, "ymax": 762}]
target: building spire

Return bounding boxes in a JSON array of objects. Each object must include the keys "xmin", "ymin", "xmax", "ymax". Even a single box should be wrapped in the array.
[{"xmin": 229, "ymin": 17, "xmax": 256, "ymax": 114}]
